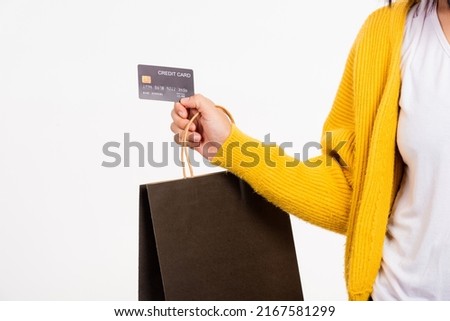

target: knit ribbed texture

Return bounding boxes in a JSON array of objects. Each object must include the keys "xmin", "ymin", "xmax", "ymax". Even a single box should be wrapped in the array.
[{"xmin": 210, "ymin": 0, "xmax": 414, "ymax": 300}]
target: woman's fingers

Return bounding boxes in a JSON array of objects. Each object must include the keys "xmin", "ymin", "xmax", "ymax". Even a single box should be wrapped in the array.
[
  {"xmin": 172, "ymin": 130, "xmax": 201, "ymax": 147},
  {"xmin": 174, "ymin": 102, "xmax": 188, "ymax": 118},
  {"xmin": 171, "ymin": 106, "xmax": 196, "ymax": 132}
]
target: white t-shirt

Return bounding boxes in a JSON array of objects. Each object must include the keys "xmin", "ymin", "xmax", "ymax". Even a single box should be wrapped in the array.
[{"xmin": 372, "ymin": 2, "xmax": 450, "ymax": 300}]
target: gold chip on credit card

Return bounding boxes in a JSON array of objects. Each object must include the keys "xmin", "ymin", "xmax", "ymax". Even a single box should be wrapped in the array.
[{"xmin": 142, "ymin": 75, "xmax": 152, "ymax": 84}]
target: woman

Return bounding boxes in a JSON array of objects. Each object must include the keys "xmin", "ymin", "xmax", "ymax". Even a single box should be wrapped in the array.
[{"xmin": 170, "ymin": 0, "xmax": 450, "ymax": 300}]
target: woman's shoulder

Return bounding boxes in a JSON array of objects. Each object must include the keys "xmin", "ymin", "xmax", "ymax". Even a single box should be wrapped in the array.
[
  {"xmin": 354, "ymin": 0, "xmax": 415, "ymax": 48},
  {"xmin": 363, "ymin": 0, "xmax": 415, "ymax": 29}
]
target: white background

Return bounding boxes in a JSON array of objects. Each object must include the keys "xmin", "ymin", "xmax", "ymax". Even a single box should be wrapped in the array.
[{"xmin": 0, "ymin": 0, "xmax": 383, "ymax": 300}]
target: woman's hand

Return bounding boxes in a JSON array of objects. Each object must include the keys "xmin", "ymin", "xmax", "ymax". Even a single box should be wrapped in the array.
[{"xmin": 170, "ymin": 94, "xmax": 231, "ymax": 160}]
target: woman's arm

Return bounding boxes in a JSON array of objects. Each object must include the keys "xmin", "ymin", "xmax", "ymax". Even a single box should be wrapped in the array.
[{"xmin": 171, "ymin": 40, "xmax": 357, "ymax": 235}]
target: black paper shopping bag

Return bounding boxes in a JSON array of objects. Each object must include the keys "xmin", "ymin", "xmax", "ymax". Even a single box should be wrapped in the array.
[{"xmin": 138, "ymin": 171, "xmax": 303, "ymax": 301}]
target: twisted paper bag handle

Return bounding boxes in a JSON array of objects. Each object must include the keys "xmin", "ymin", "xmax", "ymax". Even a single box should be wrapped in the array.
[{"xmin": 180, "ymin": 105, "xmax": 235, "ymax": 178}]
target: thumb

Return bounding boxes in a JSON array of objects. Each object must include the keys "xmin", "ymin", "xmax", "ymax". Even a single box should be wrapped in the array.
[{"xmin": 179, "ymin": 94, "xmax": 216, "ymax": 116}]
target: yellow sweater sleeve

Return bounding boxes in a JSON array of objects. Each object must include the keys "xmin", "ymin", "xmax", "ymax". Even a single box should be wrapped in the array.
[{"xmin": 211, "ymin": 41, "xmax": 357, "ymax": 235}]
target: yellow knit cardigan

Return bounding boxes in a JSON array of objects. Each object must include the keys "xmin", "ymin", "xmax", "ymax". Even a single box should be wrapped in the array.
[{"xmin": 211, "ymin": 0, "xmax": 417, "ymax": 301}]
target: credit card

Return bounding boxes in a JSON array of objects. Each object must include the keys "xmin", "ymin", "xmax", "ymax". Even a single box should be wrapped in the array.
[{"xmin": 137, "ymin": 64, "xmax": 194, "ymax": 102}]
